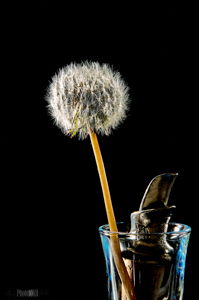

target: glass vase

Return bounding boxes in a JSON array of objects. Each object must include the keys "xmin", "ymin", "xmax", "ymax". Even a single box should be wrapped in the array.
[{"xmin": 99, "ymin": 222, "xmax": 191, "ymax": 300}]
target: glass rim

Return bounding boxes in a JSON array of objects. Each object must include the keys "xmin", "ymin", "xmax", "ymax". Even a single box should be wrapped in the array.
[{"xmin": 98, "ymin": 221, "xmax": 192, "ymax": 236}]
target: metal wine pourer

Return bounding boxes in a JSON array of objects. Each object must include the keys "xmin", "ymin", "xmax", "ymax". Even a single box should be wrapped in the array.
[
  {"xmin": 129, "ymin": 173, "xmax": 178, "ymax": 260},
  {"xmin": 122, "ymin": 173, "xmax": 179, "ymax": 300},
  {"xmin": 129, "ymin": 173, "xmax": 178, "ymax": 262}
]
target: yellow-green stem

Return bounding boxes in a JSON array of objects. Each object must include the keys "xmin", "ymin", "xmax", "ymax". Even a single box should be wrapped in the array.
[{"xmin": 89, "ymin": 128, "xmax": 136, "ymax": 300}]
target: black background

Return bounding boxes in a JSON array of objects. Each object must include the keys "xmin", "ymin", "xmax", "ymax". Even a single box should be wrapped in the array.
[{"xmin": 0, "ymin": 3, "xmax": 197, "ymax": 299}]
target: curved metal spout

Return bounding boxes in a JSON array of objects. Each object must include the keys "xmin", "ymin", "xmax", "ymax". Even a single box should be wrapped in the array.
[
  {"xmin": 130, "ymin": 173, "xmax": 178, "ymax": 247},
  {"xmin": 139, "ymin": 173, "xmax": 178, "ymax": 211}
]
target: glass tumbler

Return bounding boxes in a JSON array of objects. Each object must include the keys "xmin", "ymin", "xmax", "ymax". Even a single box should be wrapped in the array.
[{"xmin": 99, "ymin": 222, "xmax": 191, "ymax": 300}]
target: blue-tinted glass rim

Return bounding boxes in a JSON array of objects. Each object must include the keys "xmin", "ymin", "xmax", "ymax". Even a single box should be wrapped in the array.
[{"xmin": 98, "ymin": 222, "xmax": 192, "ymax": 236}]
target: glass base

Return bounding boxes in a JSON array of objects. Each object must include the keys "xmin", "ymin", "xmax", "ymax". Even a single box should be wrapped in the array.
[{"xmin": 99, "ymin": 222, "xmax": 191, "ymax": 300}]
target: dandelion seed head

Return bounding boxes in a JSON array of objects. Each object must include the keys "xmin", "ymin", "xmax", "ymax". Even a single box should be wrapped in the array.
[{"xmin": 45, "ymin": 61, "xmax": 131, "ymax": 139}]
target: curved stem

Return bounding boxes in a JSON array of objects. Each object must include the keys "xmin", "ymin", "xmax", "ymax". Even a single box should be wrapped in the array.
[{"xmin": 89, "ymin": 129, "xmax": 136, "ymax": 300}]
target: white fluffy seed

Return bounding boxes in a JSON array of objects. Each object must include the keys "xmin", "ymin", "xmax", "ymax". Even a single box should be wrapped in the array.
[{"xmin": 45, "ymin": 61, "xmax": 131, "ymax": 139}]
